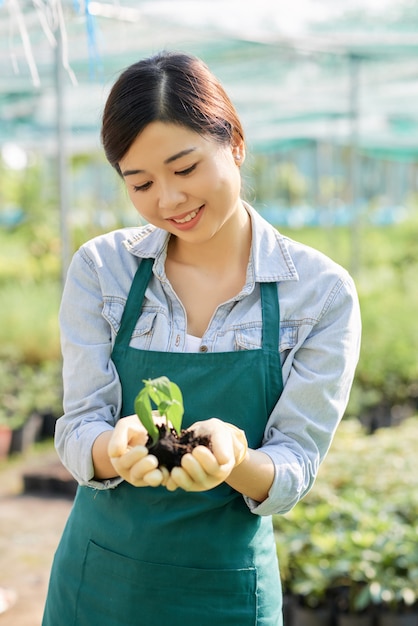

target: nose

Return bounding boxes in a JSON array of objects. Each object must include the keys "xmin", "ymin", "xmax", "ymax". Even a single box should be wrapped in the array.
[{"xmin": 157, "ymin": 180, "xmax": 187, "ymax": 211}]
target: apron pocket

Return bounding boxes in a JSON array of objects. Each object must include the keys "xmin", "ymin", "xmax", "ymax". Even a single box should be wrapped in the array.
[{"xmin": 76, "ymin": 540, "xmax": 258, "ymax": 626}]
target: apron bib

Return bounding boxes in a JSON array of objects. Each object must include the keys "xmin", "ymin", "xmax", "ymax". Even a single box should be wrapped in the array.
[{"xmin": 43, "ymin": 258, "xmax": 284, "ymax": 626}]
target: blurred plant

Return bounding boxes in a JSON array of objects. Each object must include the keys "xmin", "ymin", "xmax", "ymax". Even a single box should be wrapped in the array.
[
  {"xmin": 0, "ymin": 359, "xmax": 62, "ymax": 429},
  {"xmin": 274, "ymin": 418, "xmax": 418, "ymax": 616}
]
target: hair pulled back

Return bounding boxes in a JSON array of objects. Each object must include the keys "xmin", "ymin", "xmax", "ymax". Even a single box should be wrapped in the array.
[{"xmin": 101, "ymin": 51, "xmax": 245, "ymax": 174}]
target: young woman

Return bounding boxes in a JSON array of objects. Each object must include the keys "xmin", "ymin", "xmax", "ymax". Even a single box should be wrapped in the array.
[{"xmin": 42, "ymin": 51, "xmax": 361, "ymax": 626}]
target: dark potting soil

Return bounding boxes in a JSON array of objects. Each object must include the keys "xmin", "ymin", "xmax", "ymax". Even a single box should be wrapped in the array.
[{"xmin": 147, "ymin": 424, "xmax": 212, "ymax": 470}]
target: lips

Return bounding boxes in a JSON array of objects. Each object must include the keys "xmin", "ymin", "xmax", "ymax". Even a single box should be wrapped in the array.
[
  {"xmin": 169, "ymin": 205, "xmax": 204, "ymax": 228},
  {"xmin": 172, "ymin": 208, "xmax": 201, "ymax": 224}
]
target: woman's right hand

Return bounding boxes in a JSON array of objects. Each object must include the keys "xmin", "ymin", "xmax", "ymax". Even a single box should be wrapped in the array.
[{"xmin": 107, "ymin": 414, "xmax": 168, "ymax": 487}]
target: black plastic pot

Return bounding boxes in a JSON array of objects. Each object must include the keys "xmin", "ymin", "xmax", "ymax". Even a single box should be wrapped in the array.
[
  {"xmin": 291, "ymin": 604, "xmax": 333, "ymax": 626},
  {"xmin": 378, "ymin": 612, "xmax": 418, "ymax": 626},
  {"xmin": 337, "ymin": 613, "xmax": 374, "ymax": 626},
  {"xmin": 9, "ymin": 413, "xmax": 42, "ymax": 454}
]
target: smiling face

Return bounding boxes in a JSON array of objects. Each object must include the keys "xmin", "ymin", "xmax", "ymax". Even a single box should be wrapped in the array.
[{"xmin": 119, "ymin": 121, "xmax": 246, "ymax": 245}]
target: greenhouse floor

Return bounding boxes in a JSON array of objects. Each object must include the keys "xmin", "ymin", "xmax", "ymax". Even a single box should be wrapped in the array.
[{"xmin": 0, "ymin": 446, "xmax": 73, "ymax": 626}]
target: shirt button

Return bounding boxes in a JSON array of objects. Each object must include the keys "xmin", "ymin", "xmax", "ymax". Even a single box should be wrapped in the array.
[{"xmin": 199, "ymin": 345, "xmax": 209, "ymax": 352}]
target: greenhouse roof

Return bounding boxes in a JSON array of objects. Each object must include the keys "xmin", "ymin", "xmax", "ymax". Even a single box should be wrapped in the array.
[{"xmin": 1, "ymin": 0, "xmax": 418, "ymax": 158}]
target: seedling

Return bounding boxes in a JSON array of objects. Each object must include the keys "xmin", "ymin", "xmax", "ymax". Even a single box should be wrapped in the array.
[
  {"xmin": 134, "ymin": 376, "xmax": 211, "ymax": 470},
  {"xmin": 134, "ymin": 376, "xmax": 184, "ymax": 446}
]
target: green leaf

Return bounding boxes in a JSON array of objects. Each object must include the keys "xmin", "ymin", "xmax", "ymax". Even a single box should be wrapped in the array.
[
  {"xmin": 134, "ymin": 388, "xmax": 159, "ymax": 445},
  {"xmin": 134, "ymin": 377, "xmax": 184, "ymax": 441},
  {"xmin": 157, "ymin": 400, "xmax": 171, "ymax": 416},
  {"xmin": 164, "ymin": 401, "xmax": 181, "ymax": 436},
  {"xmin": 146, "ymin": 376, "xmax": 172, "ymax": 401}
]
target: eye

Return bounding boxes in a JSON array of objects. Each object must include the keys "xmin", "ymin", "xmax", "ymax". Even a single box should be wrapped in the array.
[
  {"xmin": 176, "ymin": 164, "xmax": 197, "ymax": 176},
  {"xmin": 132, "ymin": 181, "xmax": 152, "ymax": 192}
]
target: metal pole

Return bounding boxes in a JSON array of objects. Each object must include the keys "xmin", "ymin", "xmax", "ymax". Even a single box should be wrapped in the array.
[
  {"xmin": 348, "ymin": 54, "xmax": 360, "ymax": 275},
  {"xmin": 55, "ymin": 27, "xmax": 71, "ymax": 287}
]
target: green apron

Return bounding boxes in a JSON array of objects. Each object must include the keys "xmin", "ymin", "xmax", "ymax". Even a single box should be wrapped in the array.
[{"xmin": 43, "ymin": 258, "xmax": 284, "ymax": 626}]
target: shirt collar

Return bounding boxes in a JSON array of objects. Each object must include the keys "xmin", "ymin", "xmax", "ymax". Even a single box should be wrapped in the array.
[
  {"xmin": 245, "ymin": 203, "xmax": 298, "ymax": 283},
  {"xmin": 123, "ymin": 222, "xmax": 169, "ymax": 258}
]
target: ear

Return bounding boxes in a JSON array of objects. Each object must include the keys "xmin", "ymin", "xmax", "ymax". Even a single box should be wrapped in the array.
[{"xmin": 232, "ymin": 138, "xmax": 246, "ymax": 167}]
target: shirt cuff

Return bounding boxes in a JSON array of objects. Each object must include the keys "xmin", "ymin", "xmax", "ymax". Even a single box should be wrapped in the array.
[{"xmin": 82, "ymin": 475, "xmax": 124, "ymax": 490}]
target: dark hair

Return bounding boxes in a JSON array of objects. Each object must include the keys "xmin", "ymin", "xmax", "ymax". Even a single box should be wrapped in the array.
[{"xmin": 101, "ymin": 51, "xmax": 245, "ymax": 174}]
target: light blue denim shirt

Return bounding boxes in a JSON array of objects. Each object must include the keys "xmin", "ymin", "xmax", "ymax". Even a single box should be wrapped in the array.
[{"xmin": 56, "ymin": 203, "xmax": 361, "ymax": 516}]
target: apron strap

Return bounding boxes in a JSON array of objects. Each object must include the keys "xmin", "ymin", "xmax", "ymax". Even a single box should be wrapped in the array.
[
  {"xmin": 113, "ymin": 257, "xmax": 154, "ymax": 350},
  {"xmin": 260, "ymin": 281, "xmax": 280, "ymax": 352}
]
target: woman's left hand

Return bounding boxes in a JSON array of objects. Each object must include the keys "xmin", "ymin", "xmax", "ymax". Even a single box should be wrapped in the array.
[{"xmin": 165, "ymin": 418, "xmax": 248, "ymax": 492}]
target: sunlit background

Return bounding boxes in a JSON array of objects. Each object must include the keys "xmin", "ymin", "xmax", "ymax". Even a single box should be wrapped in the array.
[{"xmin": 2, "ymin": 0, "xmax": 418, "ymax": 267}]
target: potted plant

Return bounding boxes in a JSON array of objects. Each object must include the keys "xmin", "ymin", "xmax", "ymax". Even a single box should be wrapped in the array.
[
  {"xmin": 274, "ymin": 501, "xmax": 335, "ymax": 625},
  {"xmin": 329, "ymin": 500, "xmax": 388, "ymax": 626},
  {"xmin": 9, "ymin": 412, "xmax": 43, "ymax": 454},
  {"xmin": 274, "ymin": 418, "xmax": 418, "ymax": 626},
  {"xmin": 1, "ymin": 369, "xmax": 41, "ymax": 454},
  {"xmin": 368, "ymin": 522, "xmax": 418, "ymax": 625},
  {"xmin": 373, "ymin": 582, "xmax": 418, "ymax": 626},
  {"xmin": 0, "ymin": 359, "xmax": 63, "ymax": 454},
  {"xmin": 135, "ymin": 376, "xmax": 211, "ymax": 470},
  {"xmin": 333, "ymin": 581, "xmax": 375, "ymax": 626}
]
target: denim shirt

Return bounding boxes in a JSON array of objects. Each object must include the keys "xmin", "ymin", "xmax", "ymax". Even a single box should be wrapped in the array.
[{"xmin": 56, "ymin": 203, "xmax": 361, "ymax": 516}]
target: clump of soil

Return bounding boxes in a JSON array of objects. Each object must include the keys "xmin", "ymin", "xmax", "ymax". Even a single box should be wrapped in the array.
[{"xmin": 146, "ymin": 424, "xmax": 212, "ymax": 470}]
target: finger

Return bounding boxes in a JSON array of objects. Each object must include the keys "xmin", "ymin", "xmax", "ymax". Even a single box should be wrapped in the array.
[
  {"xmin": 109, "ymin": 448, "xmax": 148, "ymax": 477},
  {"xmin": 160, "ymin": 466, "xmax": 170, "ymax": 486},
  {"xmin": 170, "ymin": 466, "xmax": 196, "ymax": 491},
  {"xmin": 181, "ymin": 451, "xmax": 209, "ymax": 483},
  {"xmin": 192, "ymin": 445, "xmax": 225, "ymax": 474},
  {"xmin": 209, "ymin": 431, "xmax": 234, "ymax": 465},
  {"xmin": 165, "ymin": 476, "xmax": 179, "ymax": 492},
  {"xmin": 130, "ymin": 454, "xmax": 159, "ymax": 481},
  {"xmin": 192, "ymin": 449, "xmax": 234, "ymax": 484},
  {"xmin": 190, "ymin": 419, "xmax": 234, "ymax": 465},
  {"xmin": 142, "ymin": 468, "xmax": 164, "ymax": 487},
  {"xmin": 109, "ymin": 445, "xmax": 148, "ymax": 467}
]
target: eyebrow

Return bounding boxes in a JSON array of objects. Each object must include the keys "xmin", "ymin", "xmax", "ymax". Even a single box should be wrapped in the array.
[{"xmin": 121, "ymin": 148, "xmax": 197, "ymax": 177}]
